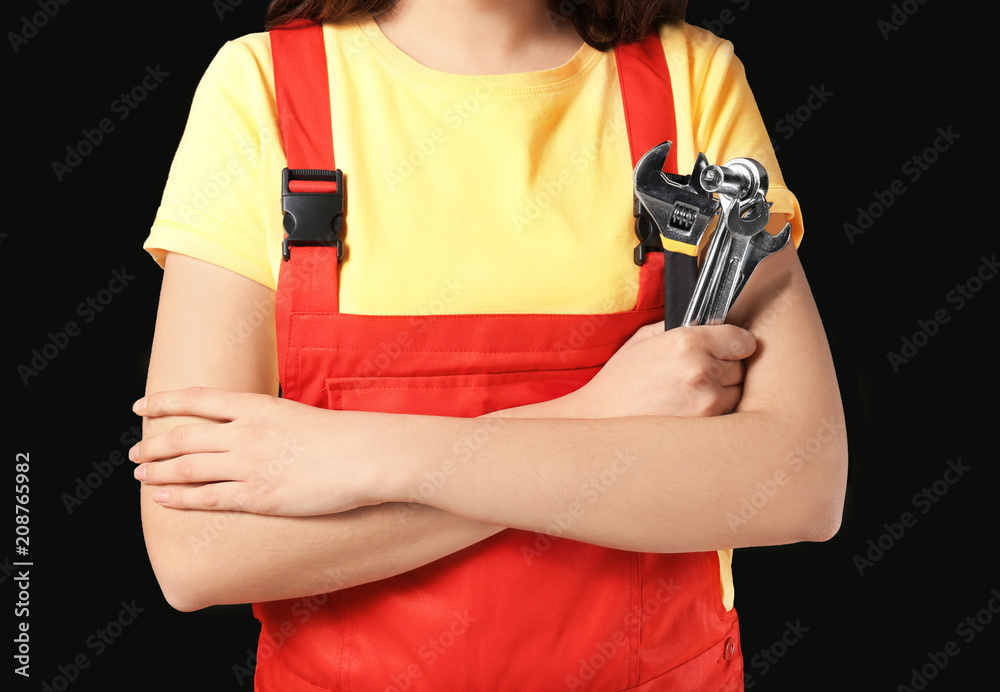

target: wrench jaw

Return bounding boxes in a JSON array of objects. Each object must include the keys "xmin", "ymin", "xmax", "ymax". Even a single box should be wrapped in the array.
[
  {"xmin": 632, "ymin": 143, "xmax": 719, "ymax": 265},
  {"xmin": 704, "ymin": 220, "xmax": 793, "ymax": 325},
  {"xmin": 732, "ymin": 221, "xmax": 792, "ymax": 303},
  {"xmin": 631, "ymin": 143, "xmax": 789, "ymax": 328}
]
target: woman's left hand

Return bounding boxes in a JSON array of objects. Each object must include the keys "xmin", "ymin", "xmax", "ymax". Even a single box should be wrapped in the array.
[{"xmin": 130, "ymin": 387, "xmax": 383, "ymax": 515}]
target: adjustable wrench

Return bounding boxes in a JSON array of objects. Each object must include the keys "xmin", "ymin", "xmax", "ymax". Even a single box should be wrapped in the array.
[
  {"xmin": 632, "ymin": 142, "xmax": 719, "ymax": 329},
  {"xmin": 632, "ymin": 148, "xmax": 791, "ymax": 328}
]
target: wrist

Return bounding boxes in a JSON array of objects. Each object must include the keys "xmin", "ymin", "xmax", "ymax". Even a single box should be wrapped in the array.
[{"xmin": 360, "ymin": 411, "xmax": 441, "ymax": 506}]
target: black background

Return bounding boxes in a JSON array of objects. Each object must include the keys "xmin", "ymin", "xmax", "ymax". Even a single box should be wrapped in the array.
[{"xmin": 4, "ymin": 1, "xmax": 991, "ymax": 690}]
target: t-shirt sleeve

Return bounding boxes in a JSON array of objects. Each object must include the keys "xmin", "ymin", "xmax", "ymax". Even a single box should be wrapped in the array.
[
  {"xmin": 669, "ymin": 24, "xmax": 805, "ymax": 248},
  {"xmin": 144, "ymin": 35, "xmax": 279, "ymax": 288}
]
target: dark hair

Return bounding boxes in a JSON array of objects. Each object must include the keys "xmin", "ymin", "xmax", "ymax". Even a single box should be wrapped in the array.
[{"xmin": 264, "ymin": 1, "xmax": 687, "ymax": 51}]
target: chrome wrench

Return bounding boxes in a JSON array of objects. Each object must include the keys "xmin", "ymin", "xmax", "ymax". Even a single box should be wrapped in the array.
[{"xmin": 632, "ymin": 142, "xmax": 720, "ymax": 329}]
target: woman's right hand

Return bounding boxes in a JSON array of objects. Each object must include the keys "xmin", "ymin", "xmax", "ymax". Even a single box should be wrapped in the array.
[{"xmin": 561, "ymin": 323, "xmax": 757, "ymax": 419}]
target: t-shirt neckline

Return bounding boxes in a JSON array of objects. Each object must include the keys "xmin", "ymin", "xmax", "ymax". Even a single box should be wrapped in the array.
[{"xmin": 351, "ymin": 16, "xmax": 602, "ymax": 95}]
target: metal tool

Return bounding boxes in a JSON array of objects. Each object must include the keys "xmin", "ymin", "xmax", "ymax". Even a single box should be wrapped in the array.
[
  {"xmin": 690, "ymin": 193, "xmax": 791, "ymax": 325},
  {"xmin": 632, "ymin": 147, "xmax": 792, "ymax": 328},
  {"xmin": 632, "ymin": 142, "xmax": 719, "ymax": 329}
]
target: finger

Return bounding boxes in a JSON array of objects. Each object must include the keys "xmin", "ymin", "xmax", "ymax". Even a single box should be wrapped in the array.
[
  {"xmin": 706, "ymin": 325, "xmax": 756, "ymax": 361},
  {"xmin": 135, "ymin": 452, "xmax": 241, "ymax": 485},
  {"xmin": 129, "ymin": 421, "xmax": 233, "ymax": 463},
  {"xmin": 133, "ymin": 387, "xmax": 254, "ymax": 420},
  {"xmin": 715, "ymin": 384, "xmax": 744, "ymax": 415},
  {"xmin": 716, "ymin": 359, "xmax": 746, "ymax": 388},
  {"xmin": 623, "ymin": 321, "xmax": 666, "ymax": 346},
  {"xmin": 147, "ymin": 482, "xmax": 245, "ymax": 511}
]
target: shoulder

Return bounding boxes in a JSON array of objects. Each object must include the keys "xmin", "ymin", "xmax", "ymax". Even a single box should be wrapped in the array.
[
  {"xmin": 656, "ymin": 21, "xmax": 741, "ymax": 83},
  {"xmin": 200, "ymin": 30, "xmax": 273, "ymax": 83}
]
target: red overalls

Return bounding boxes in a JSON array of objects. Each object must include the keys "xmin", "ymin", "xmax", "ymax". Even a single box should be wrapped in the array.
[{"xmin": 254, "ymin": 20, "xmax": 743, "ymax": 691}]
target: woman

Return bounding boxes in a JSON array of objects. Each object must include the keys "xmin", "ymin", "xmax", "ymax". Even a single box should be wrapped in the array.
[{"xmin": 132, "ymin": 0, "xmax": 846, "ymax": 689}]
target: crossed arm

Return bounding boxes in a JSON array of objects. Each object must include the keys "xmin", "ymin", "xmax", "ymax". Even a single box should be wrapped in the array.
[{"xmin": 137, "ymin": 222, "xmax": 846, "ymax": 612}]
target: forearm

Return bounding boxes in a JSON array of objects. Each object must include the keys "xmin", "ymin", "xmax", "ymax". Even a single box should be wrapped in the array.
[
  {"xmin": 142, "ymin": 481, "xmax": 500, "ymax": 611},
  {"xmin": 376, "ymin": 243, "xmax": 847, "ymax": 552},
  {"xmin": 142, "ymin": 400, "xmax": 570, "ymax": 611},
  {"xmin": 380, "ymin": 404, "xmax": 844, "ymax": 554}
]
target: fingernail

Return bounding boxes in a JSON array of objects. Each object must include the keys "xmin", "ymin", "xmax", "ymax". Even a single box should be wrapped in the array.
[
  {"xmin": 134, "ymin": 465, "xmax": 146, "ymax": 481},
  {"xmin": 153, "ymin": 490, "xmax": 169, "ymax": 504},
  {"xmin": 128, "ymin": 445, "xmax": 138, "ymax": 461},
  {"xmin": 132, "ymin": 397, "xmax": 147, "ymax": 414}
]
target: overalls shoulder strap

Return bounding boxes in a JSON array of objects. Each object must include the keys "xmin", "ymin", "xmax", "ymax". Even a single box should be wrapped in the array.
[{"xmin": 269, "ymin": 21, "xmax": 679, "ymax": 319}]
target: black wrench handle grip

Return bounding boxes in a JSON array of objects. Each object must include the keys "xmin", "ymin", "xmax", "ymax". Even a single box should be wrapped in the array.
[{"xmin": 663, "ymin": 251, "xmax": 698, "ymax": 330}]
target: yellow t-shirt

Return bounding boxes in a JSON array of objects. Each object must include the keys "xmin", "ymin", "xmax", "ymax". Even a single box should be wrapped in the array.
[{"xmin": 144, "ymin": 16, "xmax": 805, "ymax": 610}]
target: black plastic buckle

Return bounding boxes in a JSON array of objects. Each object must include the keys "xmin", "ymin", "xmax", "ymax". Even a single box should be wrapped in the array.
[
  {"xmin": 281, "ymin": 168, "xmax": 344, "ymax": 262},
  {"xmin": 632, "ymin": 196, "xmax": 663, "ymax": 266}
]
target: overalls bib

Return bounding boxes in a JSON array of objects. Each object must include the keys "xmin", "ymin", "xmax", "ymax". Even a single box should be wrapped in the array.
[{"xmin": 254, "ymin": 20, "xmax": 743, "ymax": 691}]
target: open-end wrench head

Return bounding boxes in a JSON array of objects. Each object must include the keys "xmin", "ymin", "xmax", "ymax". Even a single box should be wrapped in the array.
[
  {"xmin": 724, "ymin": 192, "xmax": 771, "ymax": 238},
  {"xmin": 749, "ymin": 220, "xmax": 792, "ymax": 254}
]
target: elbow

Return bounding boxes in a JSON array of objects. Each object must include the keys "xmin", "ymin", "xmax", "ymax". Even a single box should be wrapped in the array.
[
  {"xmin": 146, "ymin": 543, "xmax": 216, "ymax": 612},
  {"xmin": 789, "ymin": 417, "xmax": 849, "ymax": 544},
  {"xmin": 157, "ymin": 571, "xmax": 212, "ymax": 613},
  {"xmin": 140, "ymin": 499, "xmax": 222, "ymax": 612},
  {"xmin": 749, "ymin": 410, "xmax": 848, "ymax": 546}
]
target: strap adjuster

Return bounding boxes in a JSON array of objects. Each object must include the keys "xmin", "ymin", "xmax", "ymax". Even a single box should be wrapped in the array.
[{"xmin": 281, "ymin": 168, "xmax": 344, "ymax": 262}]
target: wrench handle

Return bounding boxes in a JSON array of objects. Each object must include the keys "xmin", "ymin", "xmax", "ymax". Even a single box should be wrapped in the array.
[{"xmin": 663, "ymin": 251, "xmax": 699, "ymax": 330}]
